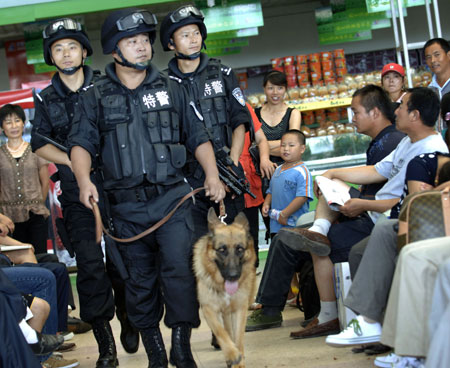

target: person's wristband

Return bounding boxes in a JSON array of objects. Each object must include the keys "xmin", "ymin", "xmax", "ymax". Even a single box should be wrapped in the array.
[{"xmin": 279, "ymin": 211, "xmax": 286, "ymax": 218}]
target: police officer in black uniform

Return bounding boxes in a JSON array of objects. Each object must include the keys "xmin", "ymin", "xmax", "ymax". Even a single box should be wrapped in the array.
[
  {"xmin": 68, "ymin": 8, "xmax": 224, "ymax": 368},
  {"xmin": 160, "ymin": 5, "xmax": 250, "ymax": 241},
  {"xmin": 30, "ymin": 18, "xmax": 136, "ymax": 368}
]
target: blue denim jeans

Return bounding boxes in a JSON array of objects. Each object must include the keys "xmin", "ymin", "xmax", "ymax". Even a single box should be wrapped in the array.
[{"xmin": 2, "ymin": 266, "xmax": 58, "ymax": 335}]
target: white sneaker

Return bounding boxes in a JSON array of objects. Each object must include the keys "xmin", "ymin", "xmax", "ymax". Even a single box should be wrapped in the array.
[
  {"xmin": 325, "ymin": 315, "xmax": 381, "ymax": 347},
  {"xmin": 394, "ymin": 357, "xmax": 425, "ymax": 368},
  {"xmin": 375, "ymin": 353, "xmax": 401, "ymax": 367},
  {"xmin": 61, "ymin": 332, "xmax": 74, "ymax": 341},
  {"xmin": 374, "ymin": 353, "xmax": 425, "ymax": 368}
]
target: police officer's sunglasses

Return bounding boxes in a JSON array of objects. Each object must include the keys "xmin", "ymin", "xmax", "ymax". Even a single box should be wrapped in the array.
[
  {"xmin": 116, "ymin": 11, "xmax": 157, "ymax": 31},
  {"xmin": 170, "ymin": 6, "xmax": 204, "ymax": 23},
  {"xmin": 43, "ymin": 18, "xmax": 82, "ymax": 39}
]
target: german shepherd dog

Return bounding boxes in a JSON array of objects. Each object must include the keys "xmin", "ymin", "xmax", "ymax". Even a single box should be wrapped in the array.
[{"xmin": 193, "ymin": 208, "xmax": 257, "ymax": 368}]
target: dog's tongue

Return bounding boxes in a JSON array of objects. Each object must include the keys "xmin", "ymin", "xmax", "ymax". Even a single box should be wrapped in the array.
[{"xmin": 224, "ymin": 280, "xmax": 239, "ymax": 295}]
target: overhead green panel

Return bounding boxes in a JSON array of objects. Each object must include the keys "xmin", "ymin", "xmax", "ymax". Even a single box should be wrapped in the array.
[
  {"xmin": 319, "ymin": 30, "xmax": 372, "ymax": 45},
  {"xmin": 366, "ymin": 0, "xmax": 424, "ymax": 13},
  {"xmin": 205, "ymin": 37, "xmax": 248, "ymax": 49},
  {"xmin": 0, "ymin": 0, "xmax": 180, "ymax": 26},
  {"xmin": 207, "ymin": 27, "xmax": 258, "ymax": 40},
  {"xmin": 202, "ymin": 1, "xmax": 263, "ymax": 33},
  {"xmin": 204, "ymin": 46, "xmax": 241, "ymax": 57}
]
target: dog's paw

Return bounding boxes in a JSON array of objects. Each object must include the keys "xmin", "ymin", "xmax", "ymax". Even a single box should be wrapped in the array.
[{"xmin": 225, "ymin": 351, "xmax": 242, "ymax": 367}]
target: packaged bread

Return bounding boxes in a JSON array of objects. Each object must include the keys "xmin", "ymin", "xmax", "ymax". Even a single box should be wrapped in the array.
[
  {"xmin": 258, "ymin": 94, "xmax": 266, "ymax": 104},
  {"xmin": 318, "ymin": 86, "xmax": 329, "ymax": 97},
  {"xmin": 248, "ymin": 95, "xmax": 259, "ymax": 108},
  {"xmin": 299, "ymin": 87, "xmax": 309, "ymax": 99},
  {"xmin": 327, "ymin": 84, "xmax": 338, "ymax": 95},
  {"xmin": 316, "ymin": 128, "xmax": 327, "ymax": 136},
  {"xmin": 345, "ymin": 124, "xmax": 355, "ymax": 133},
  {"xmin": 309, "ymin": 128, "xmax": 317, "ymax": 137},
  {"xmin": 300, "ymin": 126, "xmax": 311, "ymax": 137},
  {"xmin": 288, "ymin": 88, "xmax": 300, "ymax": 100},
  {"xmin": 337, "ymin": 83, "xmax": 348, "ymax": 93}
]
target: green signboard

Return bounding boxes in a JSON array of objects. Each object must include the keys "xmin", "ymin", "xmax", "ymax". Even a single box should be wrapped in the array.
[
  {"xmin": 206, "ymin": 37, "xmax": 249, "ymax": 49},
  {"xmin": 204, "ymin": 47, "xmax": 241, "ymax": 57},
  {"xmin": 366, "ymin": 0, "xmax": 424, "ymax": 13},
  {"xmin": 207, "ymin": 27, "xmax": 258, "ymax": 41},
  {"xmin": 319, "ymin": 30, "xmax": 372, "ymax": 45},
  {"xmin": 202, "ymin": 1, "xmax": 263, "ymax": 33}
]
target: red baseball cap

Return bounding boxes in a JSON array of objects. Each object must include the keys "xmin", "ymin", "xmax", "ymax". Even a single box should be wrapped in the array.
[{"xmin": 381, "ymin": 63, "xmax": 405, "ymax": 77}]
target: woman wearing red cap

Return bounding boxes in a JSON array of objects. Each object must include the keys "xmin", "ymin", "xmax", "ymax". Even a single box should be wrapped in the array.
[{"xmin": 381, "ymin": 62, "xmax": 406, "ymax": 103}]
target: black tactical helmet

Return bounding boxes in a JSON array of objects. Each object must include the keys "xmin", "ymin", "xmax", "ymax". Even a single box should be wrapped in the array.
[
  {"xmin": 43, "ymin": 18, "xmax": 92, "ymax": 66},
  {"xmin": 160, "ymin": 5, "xmax": 207, "ymax": 52},
  {"xmin": 101, "ymin": 8, "xmax": 157, "ymax": 55}
]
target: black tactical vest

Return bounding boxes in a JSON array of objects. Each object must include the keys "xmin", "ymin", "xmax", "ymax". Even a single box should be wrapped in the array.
[
  {"xmin": 194, "ymin": 59, "xmax": 232, "ymax": 151},
  {"xmin": 40, "ymin": 88, "xmax": 73, "ymax": 147},
  {"xmin": 93, "ymin": 74, "xmax": 186, "ymax": 191}
]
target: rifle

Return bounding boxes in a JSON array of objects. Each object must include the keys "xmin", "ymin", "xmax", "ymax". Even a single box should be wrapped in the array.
[
  {"xmin": 215, "ymin": 147, "xmax": 256, "ymax": 199},
  {"xmin": 34, "ymin": 132, "xmax": 68, "ymax": 153}
]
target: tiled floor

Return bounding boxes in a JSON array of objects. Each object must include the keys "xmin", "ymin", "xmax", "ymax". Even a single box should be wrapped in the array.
[{"xmin": 63, "ymin": 267, "xmax": 377, "ymax": 368}]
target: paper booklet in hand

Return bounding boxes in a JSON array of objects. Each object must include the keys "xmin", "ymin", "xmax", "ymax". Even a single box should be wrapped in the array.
[{"xmin": 315, "ymin": 176, "xmax": 351, "ymax": 211}]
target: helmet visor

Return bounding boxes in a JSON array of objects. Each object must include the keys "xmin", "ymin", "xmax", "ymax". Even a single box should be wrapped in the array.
[
  {"xmin": 43, "ymin": 18, "xmax": 82, "ymax": 39},
  {"xmin": 116, "ymin": 11, "xmax": 157, "ymax": 31},
  {"xmin": 169, "ymin": 6, "xmax": 204, "ymax": 23}
]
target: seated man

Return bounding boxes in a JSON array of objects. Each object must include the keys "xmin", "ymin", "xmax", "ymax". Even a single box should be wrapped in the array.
[
  {"xmin": 246, "ymin": 85, "xmax": 405, "ymax": 332},
  {"xmin": 0, "ymin": 267, "xmax": 65, "ymax": 367},
  {"xmin": 374, "ymin": 236, "xmax": 450, "ymax": 367},
  {"xmin": 325, "ymin": 155, "xmax": 450, "ymax": 351},
  {"xmin": 275, "ymin": 87, "xmax": 448, "ymax": 338}
]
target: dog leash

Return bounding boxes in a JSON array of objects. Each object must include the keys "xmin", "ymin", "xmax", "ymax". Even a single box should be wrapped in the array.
[
  {"xmin": 90, "ymin": 187, "xmax": 205, "ymax": 244},
  {"xmin": 90, "ymin": 187, "xmax": 227, "ymax": 243}
]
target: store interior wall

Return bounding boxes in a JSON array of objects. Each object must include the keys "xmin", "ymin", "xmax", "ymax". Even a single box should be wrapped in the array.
[{"xmin": 0, "ymin": 1, "xmax": 449, "ymax": 93}]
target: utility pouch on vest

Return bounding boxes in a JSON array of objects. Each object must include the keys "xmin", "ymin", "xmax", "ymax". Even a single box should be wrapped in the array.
[
  {"xmin": 115, "ymin": 123, "xmax": 132, "ymax": 177},
  {"xmin": 160, "ymin": 110, "xmax": 171, "ymax": 143},
  {"xmin": 154, "ymin": 144, "xmax": 168, "ymax": 182},
  {"xmin": 101, "ymin": 95, "xmax": 128, "ymax": 124},
  {"xmin": 171, "ymin": 112, "xmax": 180, "ymax": 142},
  {"xmin": 168, "ymin": 144, "xmax": 186, "ymax": 169},
  {"xmin": 146, "ymin": 112, "xmax": 161, "ymax": 143},
  {"xmin": 213, "ymin": 97, "xmax": 227, "ymax": 125}
]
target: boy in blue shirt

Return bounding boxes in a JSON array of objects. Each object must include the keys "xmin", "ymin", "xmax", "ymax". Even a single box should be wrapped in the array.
[{"xmin": 262, "ymin": 130, "xmax": 313, "ymax": 236}]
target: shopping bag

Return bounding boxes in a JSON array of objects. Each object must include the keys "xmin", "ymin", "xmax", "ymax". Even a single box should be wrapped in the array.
[
  {"xmin": 397, "ymin": 187, "xmax": 450, "ymax": 250},
  {"xmin": 334, "ymin": 262, "xmax": 357, "ymax": 330}
]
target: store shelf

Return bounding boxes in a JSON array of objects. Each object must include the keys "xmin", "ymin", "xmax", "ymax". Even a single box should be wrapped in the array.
[{"xmin": 288, "ymin": 97, "xmax": 352, "ymax": 111}]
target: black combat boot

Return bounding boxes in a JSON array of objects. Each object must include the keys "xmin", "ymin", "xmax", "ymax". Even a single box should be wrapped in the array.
[
  {"xmin": 141, "ymin": 327, "xmax": 168, "ymax": 368},
  {"xmin": 116, "ymin": 308, "xmax": 140, "ymax": 354},
  {"xmin": 169, "ymin": 324, "xmax": 197, "ymax": 368},
  {"xmin": 92, "ymin": 319, "xmax": 119, "ymax": 367}
]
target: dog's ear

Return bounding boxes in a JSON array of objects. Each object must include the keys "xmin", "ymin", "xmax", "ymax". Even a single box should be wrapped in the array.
[
  {"xmin": 233, "ymin": 212, "xmax": 249, "ymax": 231},
  {"xmin": 207, "ymin": 207, "xmax": 221, "ymax": 230}
]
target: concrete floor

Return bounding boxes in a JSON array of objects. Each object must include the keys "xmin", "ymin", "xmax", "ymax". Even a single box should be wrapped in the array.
[{"xmin": 63, "ymin": 269, "xmax": 377, "ymax": 368}]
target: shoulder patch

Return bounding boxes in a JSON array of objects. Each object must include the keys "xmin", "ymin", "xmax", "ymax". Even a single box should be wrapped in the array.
[{"xmin": 232, "ymin": 87, "xmax": 246, "ymax": 107}]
